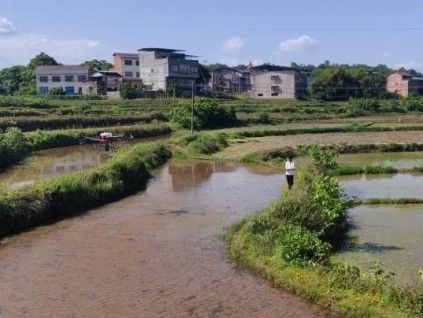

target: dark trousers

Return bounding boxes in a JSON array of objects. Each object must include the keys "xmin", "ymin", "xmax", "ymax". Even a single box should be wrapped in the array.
[{"xmin": 286, "ymin": 175, "xmax": 294, "ymax": 189}]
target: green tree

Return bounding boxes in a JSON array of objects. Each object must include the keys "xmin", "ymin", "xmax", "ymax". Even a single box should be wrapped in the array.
[
  {"xmin": 27, "ymin": 52, "xmax": 59, "ymax": 70},
  {"xmin": 82, "ymin": 59, "xmax": 113, "ymax": 71}
]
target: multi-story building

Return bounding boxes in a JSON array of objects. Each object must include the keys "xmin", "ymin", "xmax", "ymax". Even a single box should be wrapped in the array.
[
  {"xmin": 113, "ymin": 53, "xmax": 140, "ymax": 83},
  {"xmin": 138, "ymin": 48, "xmax": 199, "ymax": 96},
  {"xmin": 36, "ymin": 65, "xmax": 94, "ymax": 95},
  {"xmin": 386, "ymin": 72, "xmax": 423, "ymax": 97},
  {"xmin": 249, "ymin": 65, "xmax": 309, "ymax": 99},
  {"xmin": 209, "ymin": 67, "xmax": 251, "ymax": 93}
]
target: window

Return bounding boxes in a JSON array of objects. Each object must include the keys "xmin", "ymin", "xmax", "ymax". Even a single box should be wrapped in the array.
[
  {"xmin": 271, "ymin": 85, "xmax": 279, "ymax": 91},
  {"xmin": 257, "ymin": 93, "xmax": 263, "ymax": 97},
  {"xmin": 271, "ymin": 93, "xmax": 279, "ymax": 96},
  {"xmin": 136, "ymin": 72, "xmax": 140, "ymax": 78},
  {"xmin": 39, "ymin": 76, "xmax": 48, "ymax": 82},
  {"xmin": 65, "ymin": 75, "xmax": 74, "ymax": 82},
  {"xmin": 65, "ymin": 86, "xmax": 75, "ymax": 95},
  {"xmin": 136, "ymin": 60, "xmax": 139, "ymax": 66},
  {"xmin": 124, "ymin": 60, "xmax": 132, "ymax": 66},
  {"xmin": 78, "ymin": 87, "xmax": 82, "ymax": 94},
  {"xmin": 78, "ymin": 75, "xmax": 87, "ymax": 82},
  {"xmin": 39, "ymin": 87, "xmax": 49, "ymax": 95},
  {"xmin": 271, "ymin": 75, "xmax": 280, "ymax": 81},
  {"xmin": 52, "ymin": 76, "xmax": 61, "ymax": 82},
  {"xmin": 125, "ymin": 71, "xmax": 133, "ymax": 77}
]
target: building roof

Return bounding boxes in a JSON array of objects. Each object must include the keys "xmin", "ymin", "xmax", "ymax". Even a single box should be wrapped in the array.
[
  {"xmin": 138, "ymin": 48, "xmax": 184, "ymax": 53},
  {"xmin": 91, "ymin": 71, "xmax": 122, "ymax": 77},
  {"xmin": 250, "ymin": 64, "xmax": 296, "ymax": 72},
  {"xmin": 36, "ymin": 65, "xmax": 89, "ymax": 71},
  {"xmin": 113, "ymin": 53, "xmax": 139, "ymax": 58}
]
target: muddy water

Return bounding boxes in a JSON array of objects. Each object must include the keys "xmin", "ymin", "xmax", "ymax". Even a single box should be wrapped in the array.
[
  {"xmin": 0, "ymin": 137, "xmax": 167, "ymax": 190},
  {"xmin": 0, "ymin": 160, "xmax": 334, "ymax": 318},
  {"xmin": 333, "ymin": 205, "xmax": 423, "ymax": 285}
]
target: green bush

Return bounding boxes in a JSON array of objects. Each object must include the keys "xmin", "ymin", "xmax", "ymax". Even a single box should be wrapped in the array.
[
  {"xmin": 275, "ymin": 224, "xmax": 331, "ymax": 266},
  {"xmin": 169, "ymin": 99, "xmax": 237, "ymax": 129},
  {"xmin": 188, "ymin": 133, "xmax": 229, "ymax": 155}
]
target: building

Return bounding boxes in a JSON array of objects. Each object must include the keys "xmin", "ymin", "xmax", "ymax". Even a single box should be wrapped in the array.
[
  {"xmin": 36, "ymin": 65, "xmax": 94, "ymax": 95},
  {"xmin": 91, "ymin": 71, "xmax": 123, "ymax": 95},
  {"xmin": 113, "ymin": 53, "xmax": 140, "ymax": 83},
  {"xmin": 249, "ymin": 65, "xmax": 309, "ymax": 99},
  {"xmin": 138, "ymin": 48, "xmax": 199, "ymax": 96},
  {"xmin": 209, "ymin": 67, "xmax": 251, "ymax": 93},
  {"xmin": 386, "ymin": 72, "xmax": 423, "ymax": 97}
]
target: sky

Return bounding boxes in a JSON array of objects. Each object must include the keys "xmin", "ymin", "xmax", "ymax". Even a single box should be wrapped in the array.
[{"xmin": 1, "ymin": 0, "xmax": 423, "ymax": 71}]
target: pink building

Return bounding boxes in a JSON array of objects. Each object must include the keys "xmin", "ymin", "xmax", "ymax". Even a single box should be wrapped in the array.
[{"xmin": 387, "ymin": 72, "xmax": 423, "ymax": 97}]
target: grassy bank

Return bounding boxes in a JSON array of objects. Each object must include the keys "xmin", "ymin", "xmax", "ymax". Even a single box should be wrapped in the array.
[
  {"xmin": 0, "ymin": 142, "xmax": 171, "ymax": 238},
  {"xmin": 227, "ymin": 147, "xmax": 423, "ymax": 317}
]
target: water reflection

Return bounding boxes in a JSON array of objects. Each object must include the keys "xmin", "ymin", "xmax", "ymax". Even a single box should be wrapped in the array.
[
  {"xmin": 0, "ymin": 145, "xmax": 111, "ymax": 189},
  {"xmin": 168, "ymin": 160, "xmax": 237, "ymax": 191},
  {"xmin": 339, "ymin": 173, "xmax": 423, "ymax": 199}
]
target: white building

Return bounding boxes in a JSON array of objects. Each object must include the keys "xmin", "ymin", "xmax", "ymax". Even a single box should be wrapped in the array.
[
  {"xmin": 113, "ymin": 53, "xmax": 140, "ymax": 83},
  {"xmin": 36, "ymin": 65, "xmax": 94, "ymax": 95},
  {"xmin": 138, "ymin": 48, "xmax": 199, "ymax": 96},
  {"xmin": 249, "ymin": 65, "xmax": 309, "ymax": 99}
]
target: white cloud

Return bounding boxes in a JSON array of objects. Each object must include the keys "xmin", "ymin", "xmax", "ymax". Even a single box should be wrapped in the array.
[
  {"xmin": 382, "ymin": 52, "xmax": 390, "ymax": 59},
  {"xmin": 251, "ymin": 58, "xmax": 263, "ymax": 66},
  {"xmin": 221, "ymin": 37, "xmax": 245, "ymax": 53},
  {"xmin": 278, "ymin": 35, "xmax": 316, "ymax": 53},
  {"xmin": 0, "ymin": 18, "xmax": 102, "ymax": 67},
  {"xmin": 0, "ymin": 16, "xmax": 17, "ymax": 35}
]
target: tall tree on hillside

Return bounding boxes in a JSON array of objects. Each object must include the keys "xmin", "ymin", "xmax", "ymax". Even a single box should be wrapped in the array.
[{"xmin": 82, "ymin": 59, "xmax": 113, "ymax": 71}]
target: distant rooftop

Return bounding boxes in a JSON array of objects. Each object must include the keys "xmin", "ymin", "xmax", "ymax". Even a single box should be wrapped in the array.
[
  {"xmin": 113, "ymin": 52, "xmax": 139, "ymax": 58},
  {"xmin": 36, "ymin": 65, "xmax": 89, "ymax": 71},
  {"xmin": 138, "ymin": 48, "xmax": 184, "ymax": 53}
]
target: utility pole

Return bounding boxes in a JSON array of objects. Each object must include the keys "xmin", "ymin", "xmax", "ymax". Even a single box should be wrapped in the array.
[{"xmin": 191, "ymin": 80, "xmax": 194, "ymax": 135}]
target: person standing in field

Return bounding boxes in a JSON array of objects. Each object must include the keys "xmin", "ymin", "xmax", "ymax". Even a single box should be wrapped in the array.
[{"xmin": 285, "ymin": 156, "xmax": 295, "ymax": 190}]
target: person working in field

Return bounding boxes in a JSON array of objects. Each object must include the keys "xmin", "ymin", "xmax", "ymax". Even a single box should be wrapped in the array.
[{"xmin": 285, "ymin": 156, "xmax": 296, "ymax": 190}]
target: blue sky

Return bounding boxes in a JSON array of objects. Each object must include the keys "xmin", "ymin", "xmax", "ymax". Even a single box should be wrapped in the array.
[{"xmin": 1, "ymin": 0, "xmax": 423, "ymax": 71}]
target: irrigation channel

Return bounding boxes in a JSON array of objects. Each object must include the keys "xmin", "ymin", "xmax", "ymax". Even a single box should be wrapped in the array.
[{"xmin": 0, "ymin": 147, "xmax": 335, "ymax": 317}]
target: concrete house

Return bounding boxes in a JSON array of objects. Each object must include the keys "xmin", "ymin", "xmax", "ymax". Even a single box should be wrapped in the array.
[
  {"xmin": 209, "ymin": 67, "xmax": 251, "ymax": 93},
  {"xmin": 113, "ymin": 52, "xmax": 140, "ymax": 83},
  {"xmin": 386, "ymin": 72, "xmax": 423, "ymax": 97},
  {"xmin": 36, "ymin": 65, "xmax": 94, "ymax": 95},
  {"xmin": 138, "ymin": 48, "xmax": 199, "ymax": 96},
  {"xmin": 249, "ymin": 65, "xmax": 309, "ymax": 99},
  {"xmin": 91, "ymin": 70, "xmax": 123, "ymax": 95}
]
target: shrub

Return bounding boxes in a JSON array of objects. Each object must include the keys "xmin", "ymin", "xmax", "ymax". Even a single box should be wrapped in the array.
[
  {"xmin": 275, "ymin": 224, "xmax": 331, "ymax": 266},
  {"xmin": 169, "ymin": 99, "xmax": 237, "ymax": 129}
]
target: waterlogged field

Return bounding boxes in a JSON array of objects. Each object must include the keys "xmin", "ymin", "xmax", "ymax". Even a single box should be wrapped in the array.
[
  {"xmin": 336, "ymin": 172, "xmax": 423, "ymax": 285},
  {"xmin": 339, "ymin": 173, "xmax": 423, "ymax": 199},
  {"xmin": 333, "ymin": 204, "xmax": 423, "ymax": 285},
  {"xmin": 338, "ymin": 151, "xmax": 423, "ymax": 169}
]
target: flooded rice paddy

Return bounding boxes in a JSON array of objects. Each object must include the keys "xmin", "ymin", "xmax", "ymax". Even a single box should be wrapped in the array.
[
  {"xmin": 0, "ymin": 160, "xmax": 334, "ymax": 318},
  {"xmin": 337, "ymin": 171, "xmax": 423, "ymax": 285},
  {"xmin": 337, "ymin": 151, "xmax": 423, "ymax": 170}
]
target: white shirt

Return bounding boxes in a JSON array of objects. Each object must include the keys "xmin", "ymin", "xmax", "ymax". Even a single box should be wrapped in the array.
[{"xmin": 285, "ymin": 160, "xmax": 295, "ymax": 176}]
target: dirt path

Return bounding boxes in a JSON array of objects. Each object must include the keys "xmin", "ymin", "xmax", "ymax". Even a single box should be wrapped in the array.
[{"xmin": 215, "ymin": 130, "xmax": 423, "ymax": 160}]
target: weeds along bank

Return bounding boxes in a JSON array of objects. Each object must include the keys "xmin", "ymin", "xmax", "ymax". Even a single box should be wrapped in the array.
[
  {"xmin": 0, "ymin": 123, "xmax": 171, "ymax": 171},
  {"xmin": 227, "ymin": 146, "xmax": 423, "ymax": 318},
  {"xmin": 0, "ymin": 142, "xmax": 171, "ymax": 238}
]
